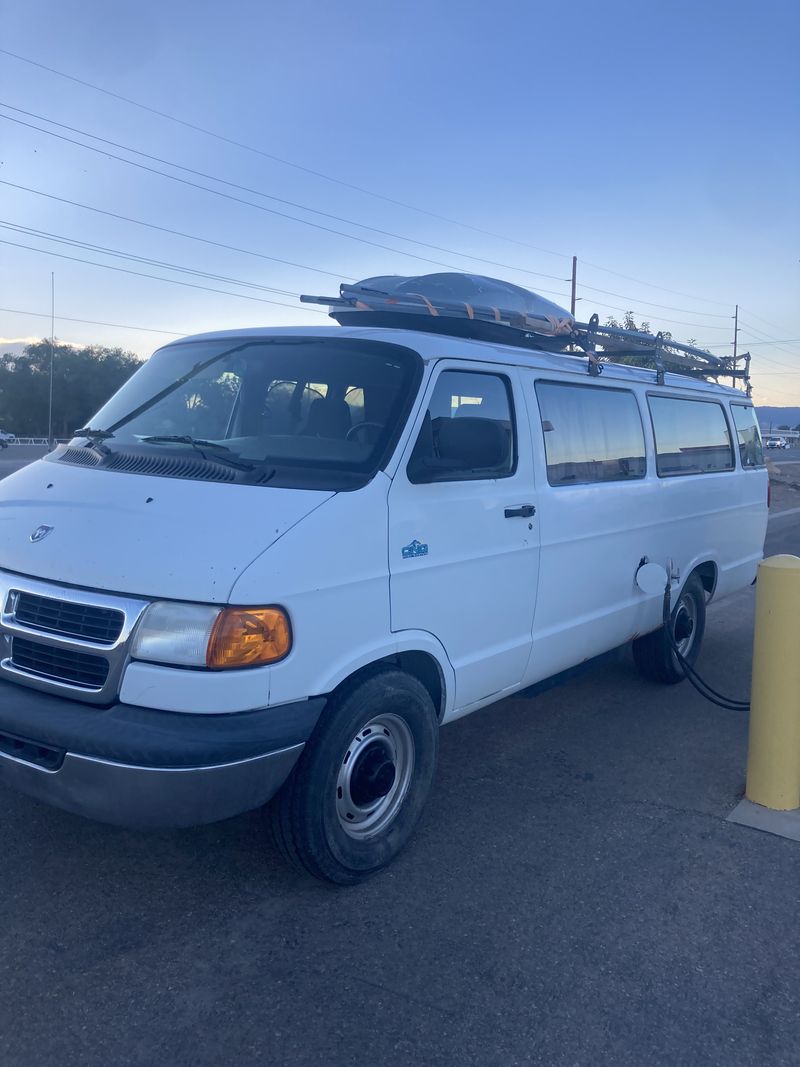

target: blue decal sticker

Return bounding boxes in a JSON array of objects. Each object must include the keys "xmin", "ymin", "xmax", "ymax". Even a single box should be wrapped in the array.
[{"xmin": 402, "ymin": 539, "xmax": 429, "ymax": 560}]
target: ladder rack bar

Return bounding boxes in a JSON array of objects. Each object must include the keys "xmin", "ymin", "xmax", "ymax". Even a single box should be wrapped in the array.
[{"xmin": 299, "ymin": 287, "xmax": 749, "ymax": 389}]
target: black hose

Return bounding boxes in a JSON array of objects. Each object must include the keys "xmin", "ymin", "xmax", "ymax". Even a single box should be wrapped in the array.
[{"xmin": 663, "ymin": 581, "xmax": 750, "ymax": 711}]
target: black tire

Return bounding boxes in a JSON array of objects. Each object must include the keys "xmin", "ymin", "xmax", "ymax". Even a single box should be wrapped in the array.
[
  {"xmin": 632, "ymin": 574, "xmax": 706, "ymax": 685},
  {"xmin": 267, "ymin": 667, "xmax": 439, "ymax": 885}
]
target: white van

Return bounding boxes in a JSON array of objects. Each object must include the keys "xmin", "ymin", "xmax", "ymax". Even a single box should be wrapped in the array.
[{"xmin": 0, "ymin": 313, "xmax": 767, "ymax": 882}]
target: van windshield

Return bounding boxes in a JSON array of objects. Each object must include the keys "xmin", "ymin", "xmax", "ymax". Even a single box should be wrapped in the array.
[{"xmin": 70, "ymin": 337, "xmax": 422, "ymax": 489}]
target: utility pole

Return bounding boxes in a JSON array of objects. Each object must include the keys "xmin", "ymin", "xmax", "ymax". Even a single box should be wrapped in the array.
[
  {"xmin": 732, "ymin": 303, "xmax": 739, "ymax": 371},
  {"xmin": 570, "ymin": 256, "xmax": 577, "ymax": 318},
  {"xmin": 47, "ymin": 273, "xmax": 55, "ymax": 447}
]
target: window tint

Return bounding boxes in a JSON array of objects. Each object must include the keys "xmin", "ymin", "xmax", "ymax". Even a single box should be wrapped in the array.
[
  {"xmin": 408, "ymin": 370, "xmax": 515, "ymax": 482},
  {"xmin": 535, "ymin": 382, "xmax": 646, "ymax": 486},
  {"xmin": 649, "ymin": 396, "xmax": 734, "ymax": 476},
  {"xmin": 731, "ymin": 404, "xmax": 765, "ymax": 468}
]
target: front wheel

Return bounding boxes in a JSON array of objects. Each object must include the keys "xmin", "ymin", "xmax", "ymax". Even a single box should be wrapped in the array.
[
  {"xmin": 632, "ymin": 574, "xmax": 706, "ymax": 685},
  {"xmin": 267, "ymin": 668, "xmax": 439, "ymax": 884}
]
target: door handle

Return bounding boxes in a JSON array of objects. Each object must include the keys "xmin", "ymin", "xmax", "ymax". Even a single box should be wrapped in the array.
[{"xmin": 504, "ymin": 504, "xmax": 536, "ymax": 519}]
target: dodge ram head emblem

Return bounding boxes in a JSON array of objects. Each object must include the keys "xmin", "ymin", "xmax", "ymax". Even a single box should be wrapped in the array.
[{"xmin": 30, "ymin": 525, "xmax": 54, "ymax": 543}]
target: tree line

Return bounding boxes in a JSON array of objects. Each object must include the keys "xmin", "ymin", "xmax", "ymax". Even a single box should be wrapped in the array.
[{"xmin": 0, "ymin": 340, "xmax": 142, "ymax": 438}]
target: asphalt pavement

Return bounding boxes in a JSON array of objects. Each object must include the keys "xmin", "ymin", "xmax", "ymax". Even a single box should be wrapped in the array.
[
  {"xmin": 0, "ymin": 443, "xmax": 50, "ymax": 479},
  {"xmin": 2, "ymin": 452, "xmax": 800, "ymax": 1065}
]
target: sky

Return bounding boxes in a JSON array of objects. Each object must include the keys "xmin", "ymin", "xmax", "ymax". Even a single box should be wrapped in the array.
[{"xmin": 1, "ymin": 0, "xmax": 798, "ymax": 403}]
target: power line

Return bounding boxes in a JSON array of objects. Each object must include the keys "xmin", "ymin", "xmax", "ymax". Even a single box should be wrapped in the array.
[
  {"xmin": 0, "ymin": 102, "xmax": 569, "ymax": 284},
  {"xmin": 740, "ymin": 307, "xmax": 800, "ymax": 338},
  {"xmin": 1, "ymin": 49, "xmax": 768, "ymax": 317},
  {"xmin": 0, "ymin": 305, "xmax": 185, "ymax": 336},
  {"xmin": 0, "ymin": 236, "xmax": 328, "ymax": 313},
  {"xmin": 0, "ymin": 46, "xmax": 574, "ymax": 263},
  {"xmin": 19, "ymin": 221, "xmax": 733, "ymax": 342},
  {"xmin": 3, "ymin": 304, "xmax": 798, "ymax": 387},
  {"xmin": 739, "ymin": 320, "xmax": 800, "ymax": 359},
  {"xmin": 737, "ymin": 350, "xmax": 798, "ymax": 372},
  {"xmin": 0, "ymin": 220, "xmax": 307, "ymax": 297},
  {"xmin": 578, "ymin": 258, "xmax": 732, "ymax": 308},
  {"xmin": 699, "ymin": 329, "xmax": 800, "ymax": 369},
  {"xmin": 704, "ymin": 338, "xmax": 800, "ymax": 348},
  {"xmin": 573, "ymin": 280, "xmax": 732, "ymax": 319},
  {"xmin": 581, "ymin": 297, "xmax": 732, "ymax": 331},
  {"xmin": 0, "ymin": 109, "xmax": 570, "ymax": 296},
  {"xmin": 2, "ymin": 103, "xmax": 760, "ymax": 320},
  {"xmin": 0, "ymin": 89, "xmax": 784, "ymax": 340},
  {"xmin": 0, "ymin": 179, "xmax": 355, "ymax": 281}
]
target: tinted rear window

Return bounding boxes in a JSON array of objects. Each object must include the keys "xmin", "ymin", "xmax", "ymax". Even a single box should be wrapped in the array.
[
  {"xmin": 535, "ymin": 382, "xmax": 646, "ymax": 486},
  {"xmin": 649, "ymin": 396, "xmax": 734, "ymax": 476},
  {"xmin": 730, "ymin": 404, "xmax": 765, "ymax": 468}
]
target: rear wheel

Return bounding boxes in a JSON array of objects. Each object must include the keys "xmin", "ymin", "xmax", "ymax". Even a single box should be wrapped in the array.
[
  {"xmin": 632, "ymin": 574, "xmax": 706, "ymax": 685},
  {"xmin": 267, "ymin": 668, "xmax": 438, "ymax": 884}
]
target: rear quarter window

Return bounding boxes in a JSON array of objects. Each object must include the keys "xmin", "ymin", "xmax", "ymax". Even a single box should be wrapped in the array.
[
  {"xmin": 648, "ymin": 395, "xmax": 734, "ymax": 476},
  {"xmin": 730, "ymin": 404, "xmax": 765, "ymax": 468}
]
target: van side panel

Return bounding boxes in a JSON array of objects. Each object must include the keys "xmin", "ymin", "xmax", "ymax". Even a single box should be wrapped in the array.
[{"xmin": 521, "ymin": 375, "xmax": 767, "ymax": 688}]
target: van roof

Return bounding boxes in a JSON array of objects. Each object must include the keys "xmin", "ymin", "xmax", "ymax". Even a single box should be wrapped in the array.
[{"xmin": 161, "ymin": 324, "xmax": 747, "ymax": 400}]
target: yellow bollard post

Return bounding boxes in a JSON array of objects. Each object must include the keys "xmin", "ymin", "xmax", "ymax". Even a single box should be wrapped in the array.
[{"xmin": 746, "ymin": 555, "xmax": 800, "ymax": 810}]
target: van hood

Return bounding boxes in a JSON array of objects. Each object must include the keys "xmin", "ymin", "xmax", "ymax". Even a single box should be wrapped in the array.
[{"xmin": 0, "ymin": 460, "xmax": 333, "ymax": 603}]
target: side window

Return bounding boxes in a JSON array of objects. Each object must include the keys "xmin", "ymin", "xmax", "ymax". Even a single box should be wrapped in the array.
[
  {"xmin": 407, "ymin": 370, "xmax": 515, "ymax": 483},
  {"xmin": 535, "ymin": 382, "xmax": 646, "ymax": 486},
  {"xmin": 731, "ymin": 404, "xmax": 765, "ymax": 468},
  {"xmin": 649, "ymin": 396, "xmax": 734, "ymax": 476}
]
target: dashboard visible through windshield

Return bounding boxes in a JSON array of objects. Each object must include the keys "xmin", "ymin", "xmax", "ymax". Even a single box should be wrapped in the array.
[{"xmin": 62, "ymin": 337, "xmax": 423, "ymax": 489}]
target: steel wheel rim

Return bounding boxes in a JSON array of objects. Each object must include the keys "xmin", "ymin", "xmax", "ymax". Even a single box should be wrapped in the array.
[
  {"xmin": 335, "ymin": 713, "xmax": 415, "ymax": 840},
  {"xmin": 673, "ymin": 593, "xmax": 697, "ymax": 658}
]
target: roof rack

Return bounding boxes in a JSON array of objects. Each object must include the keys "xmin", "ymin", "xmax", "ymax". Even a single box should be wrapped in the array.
[{"xmin": 300, "ymin": 275, "xmax": 750, "ymax": 395}]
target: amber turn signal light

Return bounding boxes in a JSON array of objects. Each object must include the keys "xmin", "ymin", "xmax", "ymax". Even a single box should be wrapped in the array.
[{"xmin": 206, "ymin": 606, "xmax": 291, "ymax": 669}]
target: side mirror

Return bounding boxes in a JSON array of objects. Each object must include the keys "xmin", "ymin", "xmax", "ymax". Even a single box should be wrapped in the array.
[{"xmin": 636, "ymin": 561, "xmax": 669, "ymax": 595}]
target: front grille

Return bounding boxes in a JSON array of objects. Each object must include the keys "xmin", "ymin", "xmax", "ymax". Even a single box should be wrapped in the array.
[
  {"xmin": 11, "ymin": 637, "xmax": 109, "ymax": 689},
  {"xmin": 14, "ymin": 592, "xmax": 124, "ymax": 644},
  {"xmin": 0, "ymin": 570, "xmax": 149, "ymax": 704}
]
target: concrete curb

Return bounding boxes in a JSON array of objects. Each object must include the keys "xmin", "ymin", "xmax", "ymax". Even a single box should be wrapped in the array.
[{"xmin": 727, "ymin": 797, "xmax": 800, "ymax": 842}]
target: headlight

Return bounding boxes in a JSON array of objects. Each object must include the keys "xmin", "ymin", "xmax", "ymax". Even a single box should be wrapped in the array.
[{"xmin": 131, "ymin": 601, "xmax": 291, "ymax": 669}]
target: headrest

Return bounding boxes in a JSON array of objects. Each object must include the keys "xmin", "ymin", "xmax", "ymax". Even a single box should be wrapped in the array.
[
  {"xmin": 305, "ymin": 397, "xmax": 351, "ymax": 438},
  {"xmin": 437, "ymin": 417, "xmax": 508, "ymax": 470}
]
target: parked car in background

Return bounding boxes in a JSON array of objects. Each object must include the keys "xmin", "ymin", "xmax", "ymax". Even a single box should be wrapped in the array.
[
  {"xmin": 766, "ymin": 437, "xmax": 790, "ymax": 449},
  {"xmin": 0, "ymin": 429, "xmax": 15, "ymax": 448}
]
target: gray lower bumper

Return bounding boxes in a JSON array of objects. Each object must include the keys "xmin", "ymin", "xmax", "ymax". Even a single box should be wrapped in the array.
[{"xmin": 0, "ymin": 742, "xmax": 304, "ymax": 829}]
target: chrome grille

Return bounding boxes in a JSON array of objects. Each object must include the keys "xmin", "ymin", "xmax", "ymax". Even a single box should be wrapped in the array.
[
  {"xmin": 15, "ymin": 591, "xmax": 124, "ymax": 643},
  {"xmin": 0, "ymin": 571, "xmax": 149, "ymax": 704}
]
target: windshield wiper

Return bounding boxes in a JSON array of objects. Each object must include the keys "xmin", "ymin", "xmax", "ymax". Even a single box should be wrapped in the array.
[
  {"xmin": 140, "ymin": 435, "xmax": 254, "ymax": 471},
  {"xmin": 74, "ymin": 427, "xmax": 115, "ymax": 441},
  {"xmin": 73, "ymin": 426, "xmax": 115, "ymax": 456}
]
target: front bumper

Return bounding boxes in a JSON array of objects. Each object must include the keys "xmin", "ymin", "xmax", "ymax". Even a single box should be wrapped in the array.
[{"xmin": 0, "ymin": 679, "xmax": 325, "ymax": 828}]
